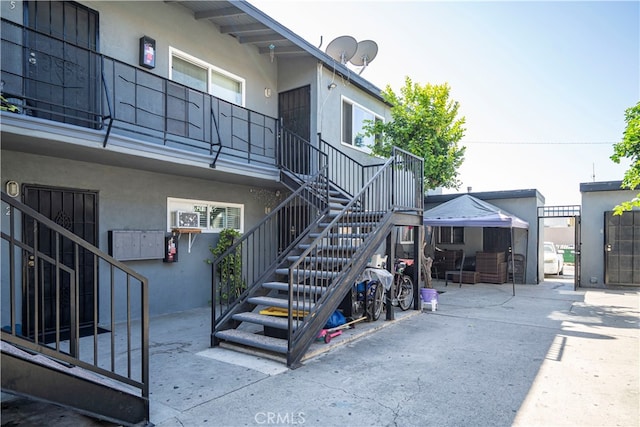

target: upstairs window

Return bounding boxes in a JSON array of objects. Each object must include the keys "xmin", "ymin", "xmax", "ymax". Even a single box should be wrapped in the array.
[
  {"xmin": 170, "ymin": 48, "xmax": 244, "ymax": 106},
  {"xmin": 342, "ymin": 98, "xmax": 382, "ymax": 152}
]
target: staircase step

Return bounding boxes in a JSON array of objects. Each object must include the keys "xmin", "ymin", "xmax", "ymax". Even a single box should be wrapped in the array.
[
  {"xmin": 248, "ymin": 295, "xmax": 315, "ymax": 312},
  {"xmin": 286, "ymin": 255, "xmax": 352, "ymax": 264},
  {"xmin": 274, "ymin": 268, "xmax": 340, "ymax": 280},
  {"xmin": 215, "ymin": 330, "xmax": 287, "ymax": 354},
  {"xmin": 262, "ymin": 281, "xmax": 327, "ymax": 294},
  {"xmin": 232, "ymin": 312, "xmax": 293, "ymax": 330},
  {"xmin": 325, "ymin": 211, "xmax": 385, "ymax": 220},
  {"xmin": 298, "ymin": 243, "xmax": 360, "ymax": 252},
  {"xmin": 308, "ymin": 232, "xmax": 368, "ymax": 239},
  {"xmin": 319, "ymin": 221, "xmax": 376, "ymax": 228}
]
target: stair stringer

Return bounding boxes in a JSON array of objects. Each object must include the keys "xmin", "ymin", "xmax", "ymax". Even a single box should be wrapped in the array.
[
  {"xmin": 1, "ymin": 340, "xmax": 148, "ymax": 427},
  {"xmin": 286, "ymin": 211, "xmax": 397, "ymax": 367}
]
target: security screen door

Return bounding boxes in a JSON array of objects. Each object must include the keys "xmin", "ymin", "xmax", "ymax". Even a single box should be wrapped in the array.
[
  {"xmin": 22, "ymin": 186, "xmax": 99, "ymax": 342},
  {"xmin": 604, "ymin": 210, "xmax": 640, "ymax": 285},
  {"xmin": 24, "ymin": 1, "xmax": 99, "ymax": 128}
]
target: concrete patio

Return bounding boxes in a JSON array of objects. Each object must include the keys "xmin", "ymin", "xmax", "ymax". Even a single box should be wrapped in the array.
[{"xmin": 2, "ymin": 276, "xmax": 639, "ymax": 426}]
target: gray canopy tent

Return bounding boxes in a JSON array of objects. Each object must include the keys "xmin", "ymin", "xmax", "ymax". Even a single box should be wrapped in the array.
[{"xmin": 423, "ymin": 194, "xmax": 529, "ymax": 295}]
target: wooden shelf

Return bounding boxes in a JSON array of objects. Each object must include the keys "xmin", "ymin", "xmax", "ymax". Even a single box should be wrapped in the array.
[
  {"xmin": 171, "ymin": 228, "xmax": 202, "ymax": 253},
  {"xmin": 172, "ymin": 228, "xmax": 202, "ymax": 234}
]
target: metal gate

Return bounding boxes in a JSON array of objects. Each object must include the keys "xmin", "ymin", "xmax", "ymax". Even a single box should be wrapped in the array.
[
  {"xmin": 604, "ymin": 210, "xmax": 640, "ymax": 285},
  {"xmin": 538, "ymin": 205, "xmax": 581, "ymax": 290}
]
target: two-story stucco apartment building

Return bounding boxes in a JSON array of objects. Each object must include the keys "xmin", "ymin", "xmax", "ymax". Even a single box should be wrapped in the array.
[{"xmin": 1, "ymin": 1, "xmax": 426, "ymax": 423}]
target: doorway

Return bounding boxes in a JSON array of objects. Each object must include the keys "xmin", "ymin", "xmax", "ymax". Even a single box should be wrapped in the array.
[
  {"xmin": 538, "ymin": 205, "xmax": 581, "ymax": 289},
  {"xmin": 604, "ymin": 210, "xmax": 640, "ymax": 285},
  {"xmin": 24, "ymin": 1, "xmax": 100, "ymax": 128},
  {"xmin": 279, "ymin": 85, "xmax": 311, "ymax": 174},
  {"xmin": 22, "ymin": 185, "xmax": 99, "ymax": 342}
]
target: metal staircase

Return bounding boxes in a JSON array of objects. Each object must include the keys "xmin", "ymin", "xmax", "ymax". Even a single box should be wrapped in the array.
[
  {"xmin": 211, "ymin": 132, "xmax": 424, "ymax": 367},
  {"xmin": 0, "ymin": 192, "xmax": 150, "ymax": 426}
]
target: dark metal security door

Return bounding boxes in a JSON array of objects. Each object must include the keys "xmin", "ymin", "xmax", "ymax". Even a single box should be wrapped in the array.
[
  {"xmin": 483, "ymin": 228, "xmax": 511, "ymax": 253},
  {"xmin": 24, "ymin": 1, "xmax": 100, "ymax": 128},
  {"xmin": 573, "ymin": 216, "xmax": 581, "ymax": 290},
  {"xmin": 279, "ymin": 85, "xmax": 311, "ymax": 174},
  {"xmin": 22, "ymin": 186, "xmax": 99, "ymax": 341},
  {"xmin": 605, "ymin": 211, "xmax": 640, "ymax": 285}
]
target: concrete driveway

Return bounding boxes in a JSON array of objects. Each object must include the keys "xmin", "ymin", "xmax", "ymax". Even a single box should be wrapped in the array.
[{"xmin": 2, "ymin": 278, "xmax": 639, "ymax": 426}]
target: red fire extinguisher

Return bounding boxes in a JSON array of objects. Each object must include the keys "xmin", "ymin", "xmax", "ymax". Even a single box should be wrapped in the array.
[{"xmin": 164, "ymin": 235, "xmax": 178, "ymax": 263}]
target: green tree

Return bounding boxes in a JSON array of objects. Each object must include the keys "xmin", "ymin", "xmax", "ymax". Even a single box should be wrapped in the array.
[
  {"xmin": 611, "ymin": 101, "xmax": 640, "ymax": 214},
  {"xmin": 366, "ymin": 77, "xmax": 466, "ymax": 190}
]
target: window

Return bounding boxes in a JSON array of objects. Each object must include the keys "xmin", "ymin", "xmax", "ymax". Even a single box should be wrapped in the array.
[
  {"xmin": 342, "ymin": 98, "xmax": 382, "ymax": 152},
  {"xmin": 400, "ymin": 226, "xmax": 415, "ymax": 244},
  {"xmin": 167, "ymin": 197, "xmax": 243, "ymax": 233},
  {"xmin": 170, "ymin": 48, "xmax": 244, "ymax": 106},
  {"xmin": 436, "ymin": 226, "xmax": 464, "ymax": 244}
]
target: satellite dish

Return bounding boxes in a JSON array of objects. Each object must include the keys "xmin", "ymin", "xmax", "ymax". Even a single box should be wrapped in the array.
[
  {"xmin": 325, "ymin": 35, "xmax": 357, "ymax": 64},
  {"xmin": 350, "ymin": 40, "xmax": 378, "ymax": 74}
]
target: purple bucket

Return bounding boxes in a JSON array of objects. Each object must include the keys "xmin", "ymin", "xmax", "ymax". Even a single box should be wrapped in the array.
[{"xmin": 420, "ymin": 288, "xmax": 438, "ymax": 302}]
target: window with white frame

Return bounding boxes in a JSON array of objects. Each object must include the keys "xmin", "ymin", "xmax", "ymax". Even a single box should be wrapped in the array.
[
  {"xmin": 400, "ymin": 226, "xmax": 415, "ymax": 244},
  {"xmin": 436, "ymin": 226, "xmax": 464, "ymax": 244},
  {"xmin": 342, "ymin": 98, "xmax": 383, "ymax": 152},
  {"xmin": 170, "ymin": 48, "xmax": 245, "ymax": 106},
  {"xmin": 167, "ymin": 197, "xmax": 243, "ymax": 233}
]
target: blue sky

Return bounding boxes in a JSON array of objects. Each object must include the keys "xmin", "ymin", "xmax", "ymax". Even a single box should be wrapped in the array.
[{"xmin": 250, "ymin": 0, "xmax": 639, "ymax": 205}]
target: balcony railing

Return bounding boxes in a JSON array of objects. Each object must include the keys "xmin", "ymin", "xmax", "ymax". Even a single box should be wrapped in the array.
[{"xmin": 0, "ymin": 18, "xmax": 278, "ymax": 169}]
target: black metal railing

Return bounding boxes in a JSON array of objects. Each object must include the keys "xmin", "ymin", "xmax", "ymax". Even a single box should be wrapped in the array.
[
  {"xmin": 211, "ymin": 164, "xmax": 329, "ymax": 334},
  {"xmin": 0, "ymin": 18, "xmax": 278, "ymax": 168},
  {"xmin": 0, "ymin": 192, "xmax": 149, "ymax": 418},
  {"xmin": 286, "ymin": 147, "xmax": 422, "ymax": 365},
  {"xmin": 318, "ymin": 138, "xmax": 384, "ymax": 198}
]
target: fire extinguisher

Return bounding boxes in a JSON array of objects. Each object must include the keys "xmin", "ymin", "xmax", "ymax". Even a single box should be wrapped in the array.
[{"xmin": 164, "ymin": 235, "xmax": 178, "ymax": 263}]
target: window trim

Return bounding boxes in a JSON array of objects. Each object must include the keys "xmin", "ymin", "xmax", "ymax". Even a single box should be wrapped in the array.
[
  {"xmin": 167, "ymin": 197, "xmax": 244, "ymax": 233},
  {"xmin": 399, "ymin": 226, "xmax": 415, "ymax": 244},
  {"xmin": 436, "ymin": 226, "xmax": 465, "ymax": 244},
  {"xmin": 169, "ymin": 47, "xmax": 245, "ymax": 106},
  {"xmin": 341, "ymin": 96, "xmax": 383, "ymax": 153}
]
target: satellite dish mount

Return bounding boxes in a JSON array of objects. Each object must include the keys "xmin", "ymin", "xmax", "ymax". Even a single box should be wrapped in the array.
[
  {"xmin": 350, "ymin": 40, "xmax": 378, "ymax": 75},
  {"xmin": 325, "ymin": 35, "xmax": 358, "ymax": 64}
]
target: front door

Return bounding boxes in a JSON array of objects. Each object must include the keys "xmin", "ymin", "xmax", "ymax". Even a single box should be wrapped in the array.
[
  {"xmin": 279, "ymin": 85, "xmax": 311, "ymax": 174},
  {"xmin": 22, "ymin": 185, "xmax": 98, "ymax": 342},
  {"xmin": 604, "ymin": 211, "xmax": 640, "ymax": 285},
  {"xmin": 24, "ymin": 1, "xmax": 100, "ymax": 128}
]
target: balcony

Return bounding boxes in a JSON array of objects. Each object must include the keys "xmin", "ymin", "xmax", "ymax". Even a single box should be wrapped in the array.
[{"xmin": 1, "ymin": 19, "xmax": 278, "ymax": 176}]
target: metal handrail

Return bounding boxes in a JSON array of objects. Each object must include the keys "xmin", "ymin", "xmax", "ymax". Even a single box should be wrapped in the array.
[
  {"xmin": 285, "ymin": 147, "xmax": 423, "ymax": 365},
  {"xmin": 0, "ymin": 18, "xmax": 278, "ymax": 169},
  {"xmin": 210, "ymin": 165, "xmax": 329, "ymax": 333},
  {"xmin": 0, "ymin": 192, "xmax": 149, "ymax": 417},
  {"xmin": 318, "ymin": 137, "xmax": 385, "ymax": 197}
]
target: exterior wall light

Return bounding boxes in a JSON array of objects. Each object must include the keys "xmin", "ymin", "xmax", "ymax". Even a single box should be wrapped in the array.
[{"xmin": 5, "ymin": 180, "xmax": 19, "ymax": 197}]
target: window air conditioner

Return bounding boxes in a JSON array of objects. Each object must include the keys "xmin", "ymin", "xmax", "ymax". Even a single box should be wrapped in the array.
[{"xmin": 174, "ymin": 211, "xmax": 200, "ymax": 228}]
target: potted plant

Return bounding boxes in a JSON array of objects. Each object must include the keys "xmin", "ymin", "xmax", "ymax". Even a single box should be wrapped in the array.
[{"xmin": 209, "ymin": 228, "xmax": 245, "ymax": 303}]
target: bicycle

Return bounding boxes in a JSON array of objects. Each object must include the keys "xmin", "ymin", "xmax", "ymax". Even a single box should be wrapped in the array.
[
  {"xmin": 351, "ymin": 279, "xmax": 384, "ymax": 321},
  {"xmin": 391, "ymin": 259, "xmax": 414, "ymax": 311}
]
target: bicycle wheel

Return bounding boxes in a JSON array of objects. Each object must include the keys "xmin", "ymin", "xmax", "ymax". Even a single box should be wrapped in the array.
[
  {"xmin": 397, "ymin": 275, "xmax": 414, "ymax": 311},
  {"xmin": 366, "ymin": 281, "xmax": 384, "ymax": 321}
]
